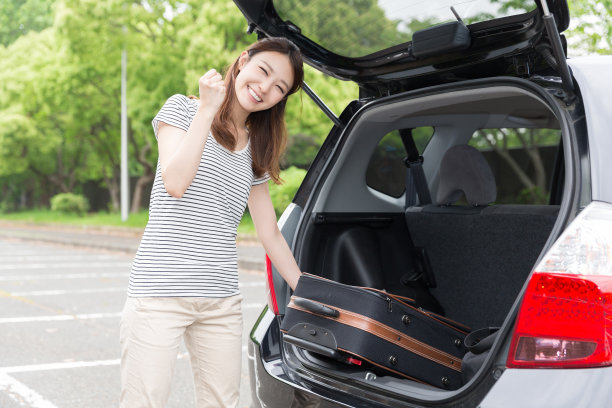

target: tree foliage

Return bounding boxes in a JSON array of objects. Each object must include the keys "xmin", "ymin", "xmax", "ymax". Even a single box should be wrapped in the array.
[
  {"xmin": 273, "ymin": 0, "xmax": 410, "ymax": 57},
  {"xmin": 0, "ymin": 0, "xmax": 609, "ymax": 213},
  {"xmin": 0, "ymin": 0, "xmax": 55, "ymax": 46},
  {"xmin": 471, "ymin": 128, "xmax": 560, "ymax": 203},
  {"xmin": 567, "ymin": 0, "xmax": 612, "ymax": 55}
]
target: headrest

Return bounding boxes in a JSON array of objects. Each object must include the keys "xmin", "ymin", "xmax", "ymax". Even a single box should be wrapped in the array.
[{"xmin": 436, "ymin": 145, "xmax": 497, "ymax": 206}]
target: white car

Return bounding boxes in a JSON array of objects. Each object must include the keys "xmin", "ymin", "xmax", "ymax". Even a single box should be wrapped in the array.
[{"xmin": 234, "ymin": 0, "xmax": 612, "ymax": 406}]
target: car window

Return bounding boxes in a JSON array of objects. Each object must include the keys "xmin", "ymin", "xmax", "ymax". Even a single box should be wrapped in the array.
[
  {"xmin": 272, "ymin": 0, "xmax": 537, "ymax": 58},
  {"xmin": 468, "ymin": 128, "xmax": 562, "ymax": 205},
  {"xmin": 366, "ymin": 127, "xmax": 434, "ymax": 198}
]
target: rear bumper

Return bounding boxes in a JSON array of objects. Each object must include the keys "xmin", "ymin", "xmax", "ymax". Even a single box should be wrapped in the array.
[
  {"xmin": 250, "ymin": 333, "xmax": 612, "ymax": 408},
  {"xmin": 248, "ymin": 309, "xmax": 485, "ymax": 408},
  {"xmin": 247, "ymin": 338, "xmax": 296, "ymax": 408},
  {"xmin": 248, "ymin": 335, "xmax": 354, "ymax": 408},
  {"xmin": 248, "ymin": 308, "xmax": 373, "ymax": 408}
]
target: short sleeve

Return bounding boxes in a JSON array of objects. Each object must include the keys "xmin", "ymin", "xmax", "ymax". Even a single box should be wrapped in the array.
[
  {"xmin": 151, "ymin": 94, "xmax": 193, "ymax": 139},
  {"xmin": 252, "ymin": 172, "xmax": 270, "ymax": 186}
]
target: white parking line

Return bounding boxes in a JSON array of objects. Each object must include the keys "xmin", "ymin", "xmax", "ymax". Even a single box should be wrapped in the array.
[
  {"xmin": 0, "ymin": 305, "xmax": 264, "ymax": 324},
  {"xmin": 240, "ymin": 281, "xmax": 265, "ymax": 287},
  {"xmin": 1, "ymin": 359, "xmax": 121, "ymax": 374},
  {"xmin": 0, "ymin": 262, "xmax": 132, "ymax": 271},
  {"xmin": 0, "ymin": 255, "xmax": 122, "ymax": 262},
  {"xmin": 0, "ymin": 373, "xmax": 58, "ymax": 408},
  {"xmin": 10, "ymin": 281, "xmax": 264, "ymax": 297},
  {"xmin": 243, "ymin": 303, "xmax": 265, "ymax": 310},
  {"xmin": 0, "ymin": 347, "xmax": 247, "ymax": 375},
  {"xmin": 0, "ymin": 312, "xmax": 122, "ymax": 324},
  {"xmin": 0, "ymin": 272, "xmax": 128, "ymax": 281},
  {"xmin": 11, "ymin": 287, "xmax": 127, "ymax": 296},
  {"xmin": 0, "ymin": 251, "xmax": 60, "ymax": 256}
]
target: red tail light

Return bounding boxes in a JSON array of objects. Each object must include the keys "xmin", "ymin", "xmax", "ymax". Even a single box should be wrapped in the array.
[
  {"xmin": 507, "ymin": 202, "xmax": 612, "ymax": 368},
  {"xmin": 266, "ymin": 254, "xmax": 280, "ymax": 315}
]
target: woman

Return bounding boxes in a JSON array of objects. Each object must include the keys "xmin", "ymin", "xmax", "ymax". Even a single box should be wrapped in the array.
[{"xmin": 120, "ymin": 37, "xmax": 304, "ymax": 408}]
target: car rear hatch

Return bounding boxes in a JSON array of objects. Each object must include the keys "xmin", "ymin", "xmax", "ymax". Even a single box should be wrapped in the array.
[{"xmin": 233, "ymin": 0, "xmax": 573, "ymax": 99}]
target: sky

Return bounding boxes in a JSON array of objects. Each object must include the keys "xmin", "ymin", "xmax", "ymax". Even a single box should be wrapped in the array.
[{"xmin": 377, "ymin": 0, "xmax": 533, "ymax": 26}]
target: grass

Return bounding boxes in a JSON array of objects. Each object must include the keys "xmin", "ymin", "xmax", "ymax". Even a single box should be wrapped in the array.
[
  {"xmin": 0, "ymin": 209, "xmax": 257, "ymax": 236},
  {"xmin": 0, "ymin": 209, "xmax": 150, "ymax": 229}
]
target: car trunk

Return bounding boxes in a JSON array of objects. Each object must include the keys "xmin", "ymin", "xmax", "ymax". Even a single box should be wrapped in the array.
[{"xmin": 285, "ymin": 79, "xmax": 572, "ymax": 399}]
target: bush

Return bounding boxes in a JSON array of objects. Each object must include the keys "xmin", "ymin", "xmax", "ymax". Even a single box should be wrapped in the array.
[
  {"xmin": 282, "ymin": 133, "xmax": 321, "ymax": 170},
  {"xmin": 515, "ymin": 186, "xmax": 547, "ymax": 205},
  {"xmin": 268, "ymin": 166, "xmax": 307, "ymax": 217},
  {"xmin": 50, "ymin": 193, "xmax": 90, "ymax": 215}
]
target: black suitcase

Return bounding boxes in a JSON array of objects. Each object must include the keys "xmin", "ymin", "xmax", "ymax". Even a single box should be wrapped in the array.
[{"xmin": 280, "ymin": 273, "xmax": 470, "ymax": 389}]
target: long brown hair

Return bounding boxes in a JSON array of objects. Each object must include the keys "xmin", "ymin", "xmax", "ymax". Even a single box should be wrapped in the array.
[{"xmin": 211, "ymin": 37, "xmax": 303, "ymax": 184}]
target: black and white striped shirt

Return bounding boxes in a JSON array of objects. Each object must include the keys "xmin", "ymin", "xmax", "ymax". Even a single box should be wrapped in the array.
[{"xmin": 128, "ymin": 94, "xmax": 269, "ymax": 297}]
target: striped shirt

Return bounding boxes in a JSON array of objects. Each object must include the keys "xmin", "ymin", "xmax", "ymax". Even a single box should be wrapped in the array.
[{"xmin": 128, "ymin": 94, "xmax": 269, "ymax": 297}]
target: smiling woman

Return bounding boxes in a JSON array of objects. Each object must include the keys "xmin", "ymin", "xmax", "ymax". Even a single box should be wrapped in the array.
[{"xmin": 119, "ymin": 37, "xmax": 304, "ymax": 408}]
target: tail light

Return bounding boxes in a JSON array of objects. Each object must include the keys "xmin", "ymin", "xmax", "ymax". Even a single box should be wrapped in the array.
[
  {"xmin": 507, "ymin": 202, "xmax": 612, "ymax": 368},
  {"xmin": 266, "ymin": 254, "xmax": 280, "ymax": 315}
]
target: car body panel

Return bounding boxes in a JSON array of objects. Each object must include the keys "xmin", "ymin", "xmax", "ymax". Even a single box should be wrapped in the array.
[
  {"xmin": 479, "ymin": 366, "xmax": 612, "ymax": 408},
  {"xmin": 567, "ymin": 56, "xmax": 612, "ymax": 203}
]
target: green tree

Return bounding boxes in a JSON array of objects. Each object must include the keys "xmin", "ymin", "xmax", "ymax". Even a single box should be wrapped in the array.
[
  {"xmin": 471, "ymin": 128, "xmax": 560, "ymax": 203},
  {"xmin": 0, "ymin": 27, "xmax": 96, "ymax": 200},
  {"xmin": 0, "ymin": 0, "xmax": 55, "ymax": 46},
  {"xmin": 567, "ymin": 0, "xmax": 612, "ymax": 55},
  {"xmin": 488, "ymin": 0, "xmax": 612, "ymax": 56},
  {"xmin": 273, "ymin": 0, "xmax": 410, "ymax": 57}
]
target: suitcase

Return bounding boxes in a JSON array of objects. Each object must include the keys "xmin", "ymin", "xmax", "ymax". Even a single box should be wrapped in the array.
[{"xmin": 280, "ymin": 273, "xmax": 471, "ymax": 389}]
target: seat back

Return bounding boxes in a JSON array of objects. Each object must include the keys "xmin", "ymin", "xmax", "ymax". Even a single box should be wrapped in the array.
[{"xmin": 405, "ymin": 145, "xmax": 559, "ymax": 328}]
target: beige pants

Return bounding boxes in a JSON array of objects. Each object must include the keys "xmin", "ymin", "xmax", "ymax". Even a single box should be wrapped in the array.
[{"xmin": 119, "ymin": 295, "xmax": 243, "ymax": 408}]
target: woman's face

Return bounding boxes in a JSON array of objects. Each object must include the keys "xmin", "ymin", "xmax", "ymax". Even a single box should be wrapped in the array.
[{"xmin": 234, "ymin": 50, "xmax": 294, "ymax": 114}]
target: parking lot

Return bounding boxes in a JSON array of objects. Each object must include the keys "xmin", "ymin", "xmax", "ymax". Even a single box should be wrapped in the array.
[{"xmin": 0, "ymin": 237, "xmax": 266, "ymax": 407}]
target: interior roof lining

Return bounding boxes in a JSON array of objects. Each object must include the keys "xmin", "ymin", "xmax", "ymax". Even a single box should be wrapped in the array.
[
  {"xmin": 313, "ymin": 84, "xmax": 561, "ymax": 214},
  {"xmin": 358, "ymin": 86, "xmax": 559, "ymax": 129}
]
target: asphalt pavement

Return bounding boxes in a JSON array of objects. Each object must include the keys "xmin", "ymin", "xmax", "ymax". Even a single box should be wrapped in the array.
[{"xmin": 0, "ymin": 221, "xmax": 269, "ymax": 408}]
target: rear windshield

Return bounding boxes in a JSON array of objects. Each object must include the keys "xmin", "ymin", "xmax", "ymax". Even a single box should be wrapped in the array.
[{"xmin": 273, "ymin": 0, "xmax": 537, "ymax": 58}]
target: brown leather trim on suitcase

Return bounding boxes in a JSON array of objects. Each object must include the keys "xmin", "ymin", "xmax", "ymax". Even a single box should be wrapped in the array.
[{"xmin": 288, "ymin": 297, "xmax": 462, "ymax": 372}]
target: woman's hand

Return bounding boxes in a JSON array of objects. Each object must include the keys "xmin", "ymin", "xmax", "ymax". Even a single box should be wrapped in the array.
[{"xmin": 199, "ymin": 69, "xmax": 226, "ymax": 113}]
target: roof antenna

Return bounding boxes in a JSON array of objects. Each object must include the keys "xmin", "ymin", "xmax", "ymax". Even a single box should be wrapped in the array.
[{"xmin": 450, "ymin": 6, "xmax": 463, "ymax": 23}]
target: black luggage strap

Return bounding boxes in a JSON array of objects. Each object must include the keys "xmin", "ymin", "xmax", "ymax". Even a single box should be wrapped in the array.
[
  {"xmin": 399, "ymin": 129, "xmax": 432, "ymax": 207},
  {"xmin": 464, "ymin": 327, "xmax": 500, "ymax": 354}
]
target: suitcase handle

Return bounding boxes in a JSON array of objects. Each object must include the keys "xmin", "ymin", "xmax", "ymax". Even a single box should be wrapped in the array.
[
  {"xmin": 294, "ymin": 297, "xmax": 340, "ymax": 318},
  {"xmin": 283, "ymin": 334, "xmax": 342, "ymax": 359}
]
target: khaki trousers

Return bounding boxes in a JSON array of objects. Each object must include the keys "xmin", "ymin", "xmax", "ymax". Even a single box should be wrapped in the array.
[{"xmin": 119, "ymin": 295, "xmax": 243, "ymax": 408}]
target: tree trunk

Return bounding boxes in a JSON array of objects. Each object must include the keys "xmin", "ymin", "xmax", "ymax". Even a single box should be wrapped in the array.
[
  {"xmin": 480, "ymin": 130, "xmax": 536, "ymax": 190},
  {"xmin": 102, "ymin": 167, "xmax": 121, "ymax": 211},
  {"xmin": 526, "ymin": 130, "xmax": 547, "ymax": 191},
  {"xmin": 129, "ymin": 120, "xmax": 155, "ymax": 213},
  {"xmin": 131, "ymin": 172, "xmax": 154, "ymax": 213}
]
